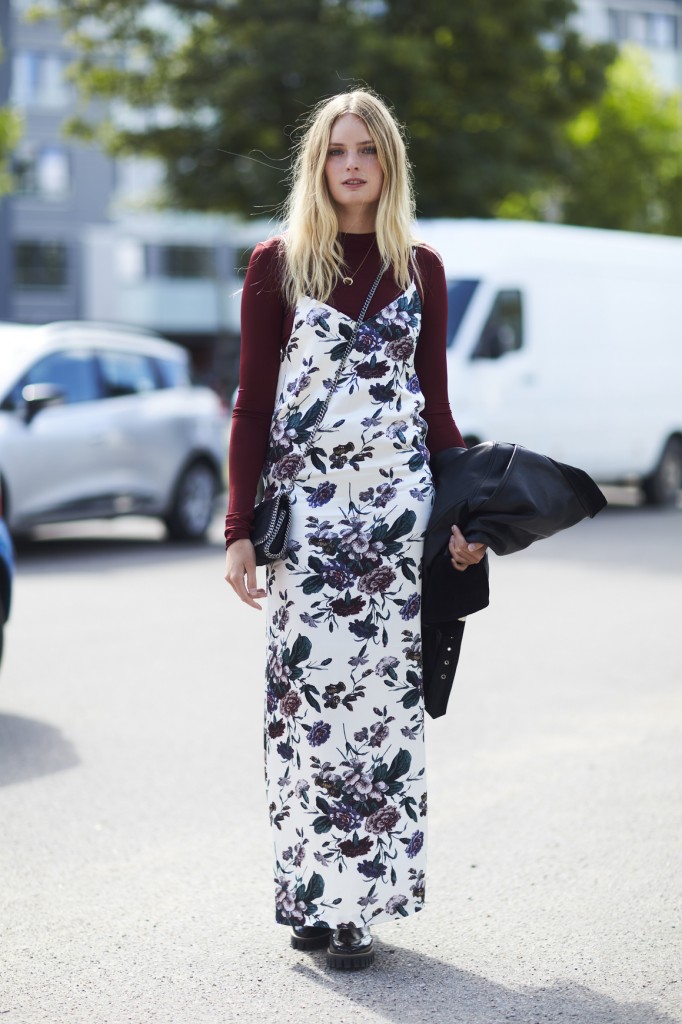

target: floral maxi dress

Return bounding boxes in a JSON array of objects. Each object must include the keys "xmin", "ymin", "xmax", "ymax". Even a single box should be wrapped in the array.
[{"xmin": 262, "ymin": 279, "xmax": 434, "ymax": 929}]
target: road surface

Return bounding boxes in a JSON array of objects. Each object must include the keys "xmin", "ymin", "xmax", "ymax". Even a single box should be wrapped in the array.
[{"xmin": 1, "ymin": 501, "xmax": 681, "ymax": 1023}]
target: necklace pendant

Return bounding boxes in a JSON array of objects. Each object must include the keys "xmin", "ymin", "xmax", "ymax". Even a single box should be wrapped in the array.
[{"xmin": 342, "ymin": 275, "xmax": 353, "ymax": 286}]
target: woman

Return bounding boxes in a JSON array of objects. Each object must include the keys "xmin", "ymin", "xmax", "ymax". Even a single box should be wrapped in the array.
[{"xmin": 224, "ymin": 89, "xmax": 486, "ymax": 970}]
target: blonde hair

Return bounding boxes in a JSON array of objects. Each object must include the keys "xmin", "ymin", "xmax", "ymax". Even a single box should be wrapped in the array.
[{"xmin": 280, "ymin": 89, "xmax": 418, "ymax": 308}]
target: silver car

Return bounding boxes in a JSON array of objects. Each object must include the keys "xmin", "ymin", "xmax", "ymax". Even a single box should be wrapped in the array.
[{"xmin": 0, "ymin": 321, "xmax": 226, "ymax": 541}]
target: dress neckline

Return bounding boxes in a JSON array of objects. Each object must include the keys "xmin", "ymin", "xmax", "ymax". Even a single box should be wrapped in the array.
[{"xmin": 300, "ymin": 279, "xmax": 419, "ymax": 327}]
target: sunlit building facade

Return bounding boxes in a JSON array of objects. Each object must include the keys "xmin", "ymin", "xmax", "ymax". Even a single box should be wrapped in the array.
[{"xmin": 576, "ymin": 0, "xmax": 682, "ymax": 89}]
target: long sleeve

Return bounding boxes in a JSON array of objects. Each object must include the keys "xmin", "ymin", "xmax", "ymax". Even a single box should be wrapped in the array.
[
  {"xmin": 413, "ymin": 246, "xmax": 466, "ymax": 454},
  {"xmin": 224, "ymin": 239, "xmax": 285, "ymax": 548}
]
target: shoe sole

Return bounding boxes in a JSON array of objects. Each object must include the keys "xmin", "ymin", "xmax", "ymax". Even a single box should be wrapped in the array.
[
  {"xmin": 291, "ymin": 931, "xmax": 331, "ymax": 951},
  {"xmin": 326, "ymin": 945, "xmax": 375, "ymax": 970}
]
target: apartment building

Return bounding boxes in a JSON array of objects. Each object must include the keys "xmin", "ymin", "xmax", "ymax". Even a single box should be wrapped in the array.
[
  {"xmin": 0, "ymin": 1, "xmax": 260, "ymax": 391},
  {"xmin": 575, "ymin": 0, "xmax": 682, "ymax": 88}
]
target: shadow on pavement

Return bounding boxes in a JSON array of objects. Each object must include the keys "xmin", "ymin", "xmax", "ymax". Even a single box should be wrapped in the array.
[
  {"xmin": 0, "ymin": 712, "xmax": 79, "ymax": 786},
  {"xmin": 294, "ymin": 948, "xmax": 678, "ymax": 1024}
]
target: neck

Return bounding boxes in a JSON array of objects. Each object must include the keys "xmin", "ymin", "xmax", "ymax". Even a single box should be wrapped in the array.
[{"xmin": 335, "ymin": 204, "xmax": 378, "ymax": 234}]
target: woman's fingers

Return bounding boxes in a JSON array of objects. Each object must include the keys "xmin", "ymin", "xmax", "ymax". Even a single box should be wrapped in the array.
[
  {"xmin": 225, "ymin": 542, "xmax": 267, "ymax": 609},
  {"xmin": 234, "ymin": 573, "xmax": 266, "ymax": 609},
  {"xmin": 449, "ymin": 524, "xmax": 487, "ymax": 571}
]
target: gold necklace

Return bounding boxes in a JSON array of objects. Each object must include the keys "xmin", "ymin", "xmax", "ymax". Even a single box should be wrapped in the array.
[{"xmin": 341, "ymin": 239, "xmax": 376, "ymax": 286}]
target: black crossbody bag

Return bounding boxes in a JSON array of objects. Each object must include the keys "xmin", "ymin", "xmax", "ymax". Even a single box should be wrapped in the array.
[{"xmin": 251, "ymin": 266, "xmax": 386, "ymax": 565}]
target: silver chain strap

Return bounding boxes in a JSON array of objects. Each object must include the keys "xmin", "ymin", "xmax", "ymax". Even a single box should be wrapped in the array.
[{"xmin": 284, "ymin": 264, "xmax": 387, "ymax": 494}]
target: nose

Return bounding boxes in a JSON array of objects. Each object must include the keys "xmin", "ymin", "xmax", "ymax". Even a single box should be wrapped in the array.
[{"xmin": 345, "ymin": 149, "xmax": 359, "ymax": 170}]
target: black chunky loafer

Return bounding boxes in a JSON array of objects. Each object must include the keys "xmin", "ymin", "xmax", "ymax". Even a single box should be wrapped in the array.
[
  {"xmin": 326, "ymin": 924, "xmax": 375, "ymax": 970},
  {"xmin": 290, "ymin": 924, "xmax": 332, "ymax": 950}
]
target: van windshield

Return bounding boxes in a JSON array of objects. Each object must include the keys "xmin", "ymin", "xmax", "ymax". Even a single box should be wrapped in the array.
[{"xmin": 446, "ymin": 280, "xmax": 479, "ymax": 348}]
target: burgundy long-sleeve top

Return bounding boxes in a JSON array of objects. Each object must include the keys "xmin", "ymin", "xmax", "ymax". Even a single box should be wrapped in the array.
[{"xmin": 224, "ymin": 232, "xmax": 465, "ymax": 548}]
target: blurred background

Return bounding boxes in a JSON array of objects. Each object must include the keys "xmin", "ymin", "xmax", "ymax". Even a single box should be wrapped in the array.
[
  {"xmin": 2, "ymin": 0, "xmax": 682, "ymax": 394},
  {"xmin": 0, "ymin": 4, "xmax": 681, "ymax": 1022}
]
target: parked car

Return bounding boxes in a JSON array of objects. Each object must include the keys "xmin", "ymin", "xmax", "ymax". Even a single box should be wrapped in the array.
[
  {"xmin": 0, "ymin": 481, "xmax": 14, "ymax": 670},
  {"xmin": 417, "ymin": 219, "xmax": 682, "ymax": 505},
  {"xmin": 0, "ymin": 321, "xmax": 226, "ymax": 540}
]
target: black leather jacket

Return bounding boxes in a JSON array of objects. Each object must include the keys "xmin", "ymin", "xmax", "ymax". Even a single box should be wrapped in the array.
[{"xmin": 421, "ymin": 443, "xmax": 607, "ymax": 719}]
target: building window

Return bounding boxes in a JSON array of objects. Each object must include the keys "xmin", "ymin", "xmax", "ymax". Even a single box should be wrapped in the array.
[
  {"xmin": 607, "ymin": 9, "xmax": 679, "ymax": 50},
  {"xmin": 14, "ymin": 242, "xmax": 69, "ymax": 289},
  {"xmin": 160, "ymin": 245, "xmax": 215, "ymax": 279},
  {"xmin": 13, "ymin": 145, "xmax": 37, "ymax": 195},
  {"xmin": 37, "ymin": 146, "xmax": 70, "ymax": 197},
  {"xmin": 629, "ymin": 12, "xmax": 649, "ymax": 45},
  {"xmin": 13, "ymin": 144, "xmax": 70, "ymax": 199},
  {"xmin": 608, "ymin": 9, "xmax": 628, "ymax": 42},
  {"xmin": 11, "ymin": 51, "xmax": 72, "ymax": 108},
  {"xmin": 115, "ymin": 239, "xmax": 145, "ymax": 283},
  {"xmin": 648, "ymin": 13, "xmax": 678, "ymax": 49}
]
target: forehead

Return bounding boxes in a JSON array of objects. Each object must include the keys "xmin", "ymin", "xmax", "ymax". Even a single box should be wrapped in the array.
[{"xmin": 329, "ymin": 113, "xmax": 372, "ymax": 141}]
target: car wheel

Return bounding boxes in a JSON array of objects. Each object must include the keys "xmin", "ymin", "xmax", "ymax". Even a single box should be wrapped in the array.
[
  {"xmin": 165, "ymin": 461, "xmax": 217, "ymax": 541},
  {"xmin": 642, "ymin": 436, "xmax": 682, "ymax": 507}
]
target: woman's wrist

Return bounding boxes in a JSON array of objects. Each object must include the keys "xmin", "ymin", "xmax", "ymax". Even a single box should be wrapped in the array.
[
  {"xmin": 224, "ymin": 511, "xmax": 255, "ymax": 550},
  {"xmin": 225, "ymin": 531, "xmax": 252, "ymax": 551}
]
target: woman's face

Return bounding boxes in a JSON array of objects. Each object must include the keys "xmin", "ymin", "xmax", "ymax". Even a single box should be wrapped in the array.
[{"xmin": 324, "ymin": 114, "xmax": 384, "ymax": 222}]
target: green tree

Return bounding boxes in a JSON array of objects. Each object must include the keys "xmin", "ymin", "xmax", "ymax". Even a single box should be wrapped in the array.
[
  {"xmin": 498, "ymin": 46, "xmax": 682, "ymax": 234},
  {"xmin": 0, "ymin": 43, "xmax": 22, "ymax": 196},
  {"xmin": 43, "ymin": 0, "xmax": 614, "ymax": 217}
]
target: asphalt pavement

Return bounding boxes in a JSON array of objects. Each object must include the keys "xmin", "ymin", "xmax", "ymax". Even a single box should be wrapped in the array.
[{"xmin": 1, "ymin": 498, "xmax": 681, "ymax": 1024}]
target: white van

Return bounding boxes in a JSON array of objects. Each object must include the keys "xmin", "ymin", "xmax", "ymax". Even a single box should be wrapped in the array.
[{"xmin": 416, "ymin": 219, "xmax": 682, "ymax": 505}]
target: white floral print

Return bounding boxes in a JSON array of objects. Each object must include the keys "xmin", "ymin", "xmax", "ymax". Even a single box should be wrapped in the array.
[{"xmin": 262, "ymin": 283, "xmax": 433, "ymax": 928}]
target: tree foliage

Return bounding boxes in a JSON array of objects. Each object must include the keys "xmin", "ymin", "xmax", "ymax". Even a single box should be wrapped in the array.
[
  {"xmin": 44, "ymin": 0, "xmax": 615, "ymax": 217},
  {"xmin": 0, "ymin": 43, "xmax": 22, "ymax": 196},
  {"xmin": 498, "ymin": 47, "xmax": 682, "ymax": 235},
  {"xmin": 563, "ymin": 46, "xmax": 682, "ymax": 234}
]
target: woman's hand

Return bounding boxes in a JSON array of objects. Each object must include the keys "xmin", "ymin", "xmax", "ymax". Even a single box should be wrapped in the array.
[
  {"xmin": 448, "ymin": 524, "xmax": 487, "ymax": 572},
  {"xmin": 224, "ymin": 539, "xmax": 267, "ymax": 609}
]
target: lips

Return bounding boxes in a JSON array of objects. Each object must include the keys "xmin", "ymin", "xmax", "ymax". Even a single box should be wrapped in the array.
[{"xmin": 343, "ymin": 178, "xmax": 366, "ymax": 186}]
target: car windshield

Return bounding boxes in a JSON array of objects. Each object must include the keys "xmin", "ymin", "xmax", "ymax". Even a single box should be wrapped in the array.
[
  {"xmin": 446, "ymin": 280, "xmax": 479, "ymax": 348},
  {"xmin": 0, "ymin": 330, "xmax": 42, "ymax": 396}
]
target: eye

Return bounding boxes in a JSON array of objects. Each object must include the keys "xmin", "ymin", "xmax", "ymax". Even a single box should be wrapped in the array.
[
  {"xmin": 362, "ymin": 146, "xmax": 377, "ymax": 155},
  {"xmin": 327, "ymin": 147, "xmax": 344, "ymax": 157}
]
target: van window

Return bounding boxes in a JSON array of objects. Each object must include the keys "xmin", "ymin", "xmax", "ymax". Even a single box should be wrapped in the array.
[
  {"xmin": 471, "ymin": 290, "xmax": 523, "ymax": 360},
  {"xmin": 446, "ymin": 280, "xmax": 479, "ymax": 347}
]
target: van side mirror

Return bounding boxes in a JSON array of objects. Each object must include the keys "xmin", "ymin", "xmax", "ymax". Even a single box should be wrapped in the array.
[{"xmin": 21, "ymin": 383, "xmax": 66, "ymax": 424}]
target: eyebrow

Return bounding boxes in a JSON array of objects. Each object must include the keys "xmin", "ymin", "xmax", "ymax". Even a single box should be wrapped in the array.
[{"xmin": 328, "ymin": 140, "xmax": 375, "ymax": 147}]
